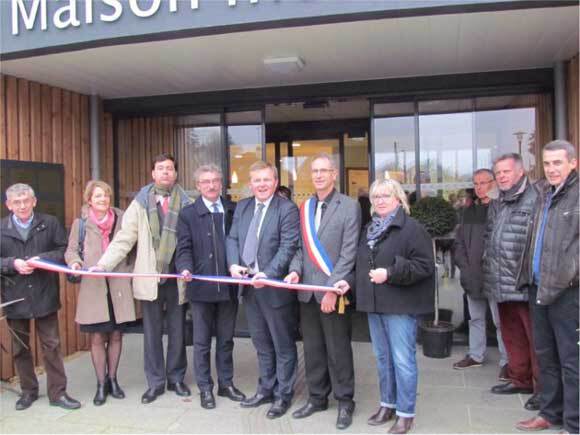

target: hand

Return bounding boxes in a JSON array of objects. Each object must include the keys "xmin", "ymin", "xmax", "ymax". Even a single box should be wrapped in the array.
[
  {"xmin": 230, "ymin": 264, "xmax": 248, "ymax": 278},
  {"xmin": 369, "ymin": 268, "xmax": 388, "ymax": 284},
  {"xmin": 88, "ymin": 265, "xmax": 105, "ymax": 273},
  {"xmin": 14, "ymin": 258, "xmax": 34, "ymax": 275},
  {"xmin": 70, "ymin": 262, "xmax": 82, "ymax": 275},
  {"xmin": 320, "ymin": 291, "xmax": 337, "ymax": 313},
  {"xmin": 251, "ymin": 272, "xmax": 267, "ymax": 288},
  {"xmin": 180, "ymin": 269, "xmax": 193, "ymax": 282},
  {"xmin": 333, "ymin": 280, "xmax": 350, "ymax": 295},
  {"xmin": 284, "ymin": 271, "xmax": 300, "ymax": 284}
]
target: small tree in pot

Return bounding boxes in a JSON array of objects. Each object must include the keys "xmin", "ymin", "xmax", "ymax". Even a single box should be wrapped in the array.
[{"xmin": 411, "ymin": 196, "xmax": 457, "ymax": 358}]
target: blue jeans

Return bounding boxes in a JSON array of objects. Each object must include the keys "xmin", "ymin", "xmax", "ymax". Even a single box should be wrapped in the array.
[{"xmin": 368, "ymin": 313, "xmax": 418, "ymax": 417}]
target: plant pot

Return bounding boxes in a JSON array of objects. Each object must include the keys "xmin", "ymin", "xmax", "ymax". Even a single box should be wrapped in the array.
[
  {"xmin": 420, "ymin": 320, "xmax": 454, "ymax": 359},
  {"xmin": 416, "ymin": 309, "xmax": 453, "ymax": 343}
]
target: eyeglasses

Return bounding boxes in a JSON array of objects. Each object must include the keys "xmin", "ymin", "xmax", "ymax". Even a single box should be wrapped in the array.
[
  {"xmin": 370, "ymin": 194, "xmax": 393, "ymax": 201},
  {"xmin": 198, "ymin": 178, "xmax": 222, "ymax": 186},
  {"xmin": 311, "ymin": 168, "xmax": 334, "ymax": 175},
  {"xmin": 473, "ymin": 180, "xmax": 493, "ymax": 187}
]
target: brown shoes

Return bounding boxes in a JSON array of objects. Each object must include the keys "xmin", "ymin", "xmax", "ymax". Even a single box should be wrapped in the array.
[
  {"xmin": 516, "ymin": 416, "xmax": 554, "ymax": 432},
  {"xmin": 453, "ymin": 356, "xmax": 483, "ymax": 370},
  {"xmin": 388, "ymin": 416, "xmax": 414, "ymax": 434},
  {"xmin": 368, "ymin": 406, "xmax": 395, "ymax": 426}
]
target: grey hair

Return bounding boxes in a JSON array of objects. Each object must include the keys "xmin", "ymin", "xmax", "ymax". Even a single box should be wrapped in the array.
[
  {"xmin": 369, "ymin": 178, "xmax": 410, "ymax": 215},
  {"xmin": 6, "ymin": 183, "xmax": 35, "ymax": 200},
  {"xmin": 494, "ymin": 153, "xmax": 524, "ymax": 170},
  {"xmin": 543, "ymin": 140, "xmax": 577, "ymax": 161},
  {"xmin": 194, "ymin": 164, "xmax": 223, "ymax": 183},
  {"xmin": 473, "ymin": 168, "xmax": 495, "ymax": 180},
  {"xmin": 311, "ymin": 153, "xmax": 338, "ymax": 170}
]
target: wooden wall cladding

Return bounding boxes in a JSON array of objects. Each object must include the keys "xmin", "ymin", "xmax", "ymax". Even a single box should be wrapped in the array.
[
  {"xmin": 0, "ymin": 74, "xmax": 92, "ymax": 380},
  {"xmin": 116, "ymin": 116, "xmax": 175, "ymax": 208},
  {"xmin": 567, "ymin": 54, "xmax": 579, "ymax": 152}
]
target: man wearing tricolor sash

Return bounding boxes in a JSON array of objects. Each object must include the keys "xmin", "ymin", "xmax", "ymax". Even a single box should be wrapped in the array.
[{"xmin": 284, "ymin": 153, "xmax": 361, "ymax": 430}]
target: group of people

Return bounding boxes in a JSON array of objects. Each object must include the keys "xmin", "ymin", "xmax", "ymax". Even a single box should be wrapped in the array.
[
  {"xmin": 452, "ymin": 141, "xmax": 579, "ymax": 434},
  {"xmin": 1, "ymin": 139, "xmax": 578, "ymax": 434}
]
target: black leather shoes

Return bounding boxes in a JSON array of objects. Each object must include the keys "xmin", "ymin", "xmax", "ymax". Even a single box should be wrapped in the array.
[
  {"xmin": 93, "ymin": 381, "xmax": 108, "ymax": 406},
  {"xmin": 240, "ymin": 393, "xmax": 274, "ymax": 408},
  {"xmin": 368, "ymin": 406, "xmax": 396, "ymax": 426},
  {"xmin": 336, "ymin": 403, "xmax": 355, "ymax": 430},
  {"xmin": 200, "ymin": 390, "xmax": 216, "ymax": 409},
  {"xmin": 141, "ymin": 387, "xmax": 165, "ymax": 404},
  {"xmin": 167, "ymin": 382, "xmax": 191, "ymax": 397},
  {"xmin": 491, "ymin": 382, "xmax": 533, "ymax": 395},
  {"xmin": 292, "ymin": 401, "xmax": 329, "ymax": 419},
  {"xmin": 217, "ymin": 385, "xmax": 246, "ymax": 402},
  {"xmin": 15, "ymin": 394, "xmax": 38, "ymax": 411},
  {"xmin": 49, "ymin": 393, "xmax": 81, "ymax": 410},
  {"xmin": 524, "ymin": 393, "xmax": 540, "ymax": 411},
  {"xmin": 108, "ymin": 377, "xmax": 125, "ymax": 399},
  {"xmin": 266, "ymin": 399, "xmax": 291, "ymax": 419}
]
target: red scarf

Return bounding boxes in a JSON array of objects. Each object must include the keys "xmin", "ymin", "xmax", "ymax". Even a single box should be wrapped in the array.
[{"xmin": 89, "ymin": 208, "xmax": 115, "ymax": 252}]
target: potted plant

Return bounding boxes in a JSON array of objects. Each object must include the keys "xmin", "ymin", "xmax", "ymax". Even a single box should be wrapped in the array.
[{"xmin": 411, "ymin": 196, "xmax": 457, "ymax": 358}]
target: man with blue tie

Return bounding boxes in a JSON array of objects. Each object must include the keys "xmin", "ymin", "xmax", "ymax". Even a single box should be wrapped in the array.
[
  {"xmin": 226, "ymin": 160, "xmax": 300, "ymax": 419},
  {"xmin": 176, "ymin": 164, "xmax": 245, "ymax": 410}
]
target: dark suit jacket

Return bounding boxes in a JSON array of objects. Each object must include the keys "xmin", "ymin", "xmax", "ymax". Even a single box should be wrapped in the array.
[
  {"xmin": 226, "ymin": 194, "xmax": 299, "ymax": 308},
  {"xmin": 176, "ymin": 196, "xmax": 237, "ymax": 303}
]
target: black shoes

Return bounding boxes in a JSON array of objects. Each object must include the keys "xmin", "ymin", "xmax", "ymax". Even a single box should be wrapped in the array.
[
  {"xmin": 336, "ymin": 403, "xmax": 355, "ymax": 430},
  {"xmin": 200, "ymin": 390, "xmax": 216, "ymax": 409},
  {"xmin": 217, "ymin": 385, "xmax": 246, "ymax": 402},
  {"xmin": 167, "ymin": 382, "xmax": 191, "ymax": 397},
  {"xmin": 368, "ymin": 406, "xmax": 396, "ymax": 426},
  {"xmin": 108, "ymin": 377, "xmax": 125, "ymax": 399},
  {"xmin": 292, "ymin": 400, "xmax": 329, "ymax": 419},
  {"xmin": 524, "ymin": 393, "xmax": 540, "ymax": 411},
  {"xmin": 49, "ymin": 393, "xmax": 81, "ymax": 410},
  {"xmin": 491, "ymin": 382, "xmax": 533, "ymax": 395},
  {"xmin": 266, "ymin": 399, "xmax": 291, "ymax": 419},
  {"xmin": 93, "ymin": 381, "xmax": 108, "ymax": 406},
  {"xmin": 15, "ymin": 394, "xmax": 38, "ymax": 411},
  {"xmin": 240, "ymin": 393, "xmax": 274, "ymax": 408},
  {"xmin": 141, "ymin": 386, "xmax": 165, "ymax": 404}
]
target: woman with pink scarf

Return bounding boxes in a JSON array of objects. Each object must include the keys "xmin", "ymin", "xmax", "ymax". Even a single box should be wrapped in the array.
[{"xmin": 65, "ymin": 180, "xmax": 137, "ymax": 406}]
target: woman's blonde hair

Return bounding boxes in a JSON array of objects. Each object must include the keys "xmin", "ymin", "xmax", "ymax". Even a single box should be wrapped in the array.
[
  {"xmin": 369, "ymin": 178, "xmax": 410, "ymax": 215},
  {"xmin": 83, "ymin": 180, "xmax": 113, "ymax": 204}
]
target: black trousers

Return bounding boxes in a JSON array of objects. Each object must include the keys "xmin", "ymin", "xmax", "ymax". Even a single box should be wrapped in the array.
[
  {"xmin": 300, "ymin": 298, "xmax": 355, "ymax": 406},
  {"xmin": 530, "ymin": 285, "xmax": 579, "ymax": 434},
  {"xmin": 190, "ymin": 300, "xmax": 238, "ymax": 392},
  {"xmin": 244, "ymin": 288, "xmax": 297, "ymax": 402},
  {"xmin": 141, "ymin": 280, "xmax": 187, "ymax": 389},
  {"xmin": 8, "ymin": 312, "xmax": 67, "ymax": 401}
]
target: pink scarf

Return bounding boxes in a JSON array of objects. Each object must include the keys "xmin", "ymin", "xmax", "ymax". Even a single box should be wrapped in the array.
[{"xmin": 89, "ymin": 208, "xmax": 115, "ymax": 252}]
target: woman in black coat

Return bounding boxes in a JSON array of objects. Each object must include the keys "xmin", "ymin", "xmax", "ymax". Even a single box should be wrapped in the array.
[{"xmin": 354, "ymin": 179, "xmax": 434, "ymax": 434}]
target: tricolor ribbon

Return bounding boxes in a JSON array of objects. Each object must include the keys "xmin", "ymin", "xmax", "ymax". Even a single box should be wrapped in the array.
[{"xmin": 27, "ymin": 259, "xmax": 342, "ymax": 294}]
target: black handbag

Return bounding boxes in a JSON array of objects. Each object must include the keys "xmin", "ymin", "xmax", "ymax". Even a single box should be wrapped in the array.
[{"xmin": 66, "ymin": 218, "xmax": 86, "ymax": 284}]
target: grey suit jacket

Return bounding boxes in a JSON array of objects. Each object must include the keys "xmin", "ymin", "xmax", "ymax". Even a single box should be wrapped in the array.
[
  {"xmin": 226, "ymin": 194, "xmax": 300, "ymax": 308},
  {"xmin": 289, "ymin": 191, "xmax": 361, "ymax": 303}
]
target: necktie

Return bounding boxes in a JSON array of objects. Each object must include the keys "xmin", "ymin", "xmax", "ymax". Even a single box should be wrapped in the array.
[
  {"xmin": 241, "ymin": 202, "xmax": 265, "ymax": 272},
  {"xmin": 161, "ymin": 196, "xmax": 169, "ymax": 216},
  {"xmin": 212, "ymin": 202, "xmax": 225, "ymax": 235},
  {"xmin": 315, "ymin": 201, "xmax": 326, "ymax": 231},
  {"xmin": 212, "ymin": 203, "xmax": 220, "ymax": 213}
]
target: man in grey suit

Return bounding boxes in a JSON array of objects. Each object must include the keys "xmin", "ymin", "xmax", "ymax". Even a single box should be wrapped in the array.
[
  {"xmin": 285, "ymin": 153, "xmax": 361, "ymax": 430},
  {"xmin": 226, "ymin": 160, "xmax": 300, "ymax": 420}
]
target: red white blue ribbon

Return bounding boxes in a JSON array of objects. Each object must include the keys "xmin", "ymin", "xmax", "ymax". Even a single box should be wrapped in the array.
[
  {"xmin": 27, "ymin": 258, "xmax": 340, "ymax": 294},
  {"xmin": 300, "ymin": 197, "xmax": 333, "ymax": 277}
]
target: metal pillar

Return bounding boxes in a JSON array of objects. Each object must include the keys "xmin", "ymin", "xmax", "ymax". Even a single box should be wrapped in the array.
[
  {"xmin": 554, "ymin": 62, "xmax": 567, "ymax": 140},
  {"xmin": 90, "ymin": 95, "xmax": 100, "ymax": 179}
]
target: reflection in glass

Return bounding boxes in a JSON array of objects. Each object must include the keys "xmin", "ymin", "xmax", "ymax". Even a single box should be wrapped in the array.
[
  {"xmin": 228, "ymin": 125, "xmax": 262, "ymax": 201},
  {"xmin": 344, "ymin": 133, "xmax": 369, "ymax": 199},
  {"xmin": 373, "ymin": 116, "xmax": 416, "ymax": 191}
]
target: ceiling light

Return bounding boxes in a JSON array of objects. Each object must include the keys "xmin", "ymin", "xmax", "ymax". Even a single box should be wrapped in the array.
[
  {"xmin": 263, "ymin": 56, "xmax": 305, "ymax": 74},
  {"xmin": 292, "ymin": 143, "xmax": 301, "ymax": 148},
  {"xmin": 234, "ymin": 154, "xmax": 243, "ymax": 159}
]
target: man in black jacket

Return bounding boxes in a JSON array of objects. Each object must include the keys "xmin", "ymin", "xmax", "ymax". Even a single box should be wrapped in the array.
[
  {"xmin": 482, "ymin": 153, "xmax": 539, "ymax": 411},
  {"xmin": 453, "ymin": 169, "xmax": 508, "ymax": 380},
  {"xmin": 176, "ymin": 164, "xmax": 245, "ymax": 409},
  {"xmin": 516, "ymin": 140, "xmax": 579, "ymax": 434},
  {"xmin": 0, "ymin": 183, "xmax": 80, "ymax": 411}
]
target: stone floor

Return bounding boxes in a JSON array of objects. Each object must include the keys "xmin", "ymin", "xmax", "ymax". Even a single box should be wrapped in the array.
[{"xmin": 0, "ymin": 332, "xmax": 557, "ymax": 434}]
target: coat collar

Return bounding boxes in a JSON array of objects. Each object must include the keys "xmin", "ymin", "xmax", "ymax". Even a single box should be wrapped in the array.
[
  {"xmin": 1, "ymin": 213, "xmax": 47, "ymax": 240},
  {"xmin": 194, "ymin": 196, "xmax": 235, "ymax": 216}
]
